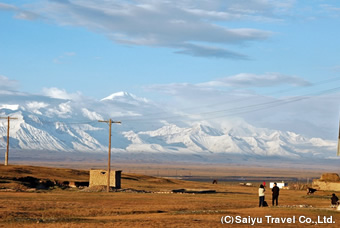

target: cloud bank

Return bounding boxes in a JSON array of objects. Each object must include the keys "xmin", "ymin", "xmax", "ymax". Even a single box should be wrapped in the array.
[
  {"xmin": 3, "ymin": 0, "xmax": 296, "ymax": 59},
  {"xmin": 145, "ymin": 73, "xmax": 340, "ymax": 140},
  {"xmin": 0, "ymin": 2, "xmax": 38, "ymax": 20},
  {"xmin": 198, "ymin": 73, "xmax": 312, "ymax": 88},
  {"xmin": 0, "ymin": 75, "xmax": 19, "ymax": 91}
]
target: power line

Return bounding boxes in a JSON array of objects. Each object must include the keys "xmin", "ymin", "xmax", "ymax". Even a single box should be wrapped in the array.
[
  {"xmin": 122, "ymin": 76, "xmax": 340, "ymax": 119},
  {"xmin": 118, "ymin": 85, "xmax": 340, "ymax": 123},
  {"xmin": 192, "ymin": 86, "xmax": 340, "ymax": 117}
]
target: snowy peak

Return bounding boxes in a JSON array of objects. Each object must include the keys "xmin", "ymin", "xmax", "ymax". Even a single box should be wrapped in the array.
[
  {"xmin": 101, "ymin": 91, "xmax": 132, "ymax": 101},
  {"xmin": 191, "ymin": 123, "xmax": 223, "ymax": 136},
  {"xmin": 101, "ymin": 91, "xmax": 149, "ymax": 105}
]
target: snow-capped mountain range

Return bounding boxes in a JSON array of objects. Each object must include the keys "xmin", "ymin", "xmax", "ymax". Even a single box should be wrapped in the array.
[{"xmin": 0, "ymin": 91, "xmax": 337, "ymax": 159}]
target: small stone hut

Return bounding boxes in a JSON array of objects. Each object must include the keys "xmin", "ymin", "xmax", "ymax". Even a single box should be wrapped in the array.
[
  {"xmin": 89, "ymin": 170, "xmax": 122, "ymax": 189},
  {"xmin": 312, "ymin": 173, "xmax": 340, "ymax": 191}
]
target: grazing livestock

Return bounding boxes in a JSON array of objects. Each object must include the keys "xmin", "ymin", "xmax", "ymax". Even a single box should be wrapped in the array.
[{"xmin": 307, "ymin": 187, "xmax": 317, "ymax": 195}]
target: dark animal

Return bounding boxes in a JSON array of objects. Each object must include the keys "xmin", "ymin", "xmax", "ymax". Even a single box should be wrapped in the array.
[
  {"xmin": 307, "ymin": 187, "xmax": 317, "ymax": 195},
  {"xmin": 212, "ymin": 180, "xmax": 218, "ymax": 184}
]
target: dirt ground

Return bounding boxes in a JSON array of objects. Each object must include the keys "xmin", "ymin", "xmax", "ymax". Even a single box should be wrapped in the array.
[{"xmin": 0, "ymin": 164, "xmax": 339, "ymax": 227}]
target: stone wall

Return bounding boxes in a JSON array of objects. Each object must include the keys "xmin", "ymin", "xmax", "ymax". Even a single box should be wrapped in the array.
[{"xmin": 89, "ymin": 170, "xmax": 121, "ymax": 189}]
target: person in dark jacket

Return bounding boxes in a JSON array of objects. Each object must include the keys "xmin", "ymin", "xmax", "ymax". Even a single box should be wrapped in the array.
[
  {"xmin": 331, "ymin": 193, "xmax": 339, "ymax": 208},
  {"xmin": 272, "ymin": 182, "xmax": 280, "ymax": 206}
]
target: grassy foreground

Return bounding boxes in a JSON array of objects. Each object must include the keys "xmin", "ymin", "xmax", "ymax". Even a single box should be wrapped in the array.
[{"xmin": 0, "ymin": 164, "xmax": 339, "ymax": 227}]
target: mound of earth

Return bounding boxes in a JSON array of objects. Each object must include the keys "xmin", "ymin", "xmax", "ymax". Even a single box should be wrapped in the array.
[{"xmin": 320, "ymin": 173, "xmax": 340, "ymax": 182}]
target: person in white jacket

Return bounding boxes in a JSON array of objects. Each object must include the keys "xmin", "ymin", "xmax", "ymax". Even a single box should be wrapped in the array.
[{"xmin": 259, "ymin": 184, "xmax": 265, "ymax": 207}]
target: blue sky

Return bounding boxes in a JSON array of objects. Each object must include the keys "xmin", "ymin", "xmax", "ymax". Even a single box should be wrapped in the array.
[{"xmin": 1, "ymin": 0, "xmax": 340, "ymax": 139}]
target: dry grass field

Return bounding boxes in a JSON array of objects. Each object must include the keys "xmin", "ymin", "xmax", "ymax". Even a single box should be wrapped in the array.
[{"xmin": 0, "ymin": 164, "xmax": 339, "ymax": 227}]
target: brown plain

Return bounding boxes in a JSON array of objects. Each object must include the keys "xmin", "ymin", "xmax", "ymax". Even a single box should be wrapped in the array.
[{"xmin": 0, "ymin": 164, "xmax": 339, "ymax": 227}]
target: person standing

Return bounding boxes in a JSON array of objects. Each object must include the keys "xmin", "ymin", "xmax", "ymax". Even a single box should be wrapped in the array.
[
  {"xmin": 259, "ymin": 184, "xmax": 265, "ymax": 207},
  {"xmin": 331, "ymin": 193, "xmax": 339, "ymax": 208},
  {"xmin": 272, "ymin": 182, "xmax": 280, "ymax": 206}
]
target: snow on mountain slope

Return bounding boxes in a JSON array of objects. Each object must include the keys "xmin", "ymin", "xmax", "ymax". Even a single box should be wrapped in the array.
[
  {"xmin": 0, "ymin": 91, "xmax": 337, "ymax": 159},
  {"xmin": 122, "ymin": 121, "xmax": 336, "ymax": 158},
  {"xmin": 101, "ymin": 91, "xmax": 149, "ymax": 104}
]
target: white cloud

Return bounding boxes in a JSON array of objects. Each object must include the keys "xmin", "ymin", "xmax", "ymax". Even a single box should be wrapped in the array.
[
  {"xmin": 144, "ymin": 74, "xmax": 340, "ymax": 139},
  {"xmin": 26, "ymin": 101, "xmax": 49, "ymax": 115},
  {"xmin": 59, "ymin": 102, "xmax": 72, "ymax": 113},
  {"xmin": 0, "ymin": 75, "xmax": 19, "ymax": 91},
  {"xmin": 0, "ymin": 3, "xmax": 16, "ymax": 10},
  {"xmin": 46, "ymin": 101, "xmax": 73, "ymax": 118},
  {"xmin": 175, "ymin": 43, "xmax": 250, "ymax": 59},
  {"xmin": 42, "ymin": 87, "xmax": 82, "ymax": 100},
  {"xmin": 0, "ymin": 2, "xmax": 38, "ymax": 20},
  {"xmin": 321, "ymin": 4, "xmax": 340, "ymax": 15},
  {"xmin": 147, "ymin": 73, "xmax": 311, "ymax": 95},
  {"xmin": 82, "ymin": 108, "xmax": 103, "ymax": 120},
  {"xmin": 13, "ymin": 0, "xmax": 296, "ymax": 59},
  {"xmin": 198, "ymin": 72, "xmax": 312, "ymax": 88},
  {"xmin": 26, "ymin": 101, "xmax": 49, "ymax": 109}
]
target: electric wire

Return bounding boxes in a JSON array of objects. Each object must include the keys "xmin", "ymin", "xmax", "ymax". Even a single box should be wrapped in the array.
[
  {"xmin": 121, "ymin": 76, "xmax": 340, "ymax": 119},
  {"xmin": 118, "ymin": 85, "xmax": 340, "ymax": 123}
]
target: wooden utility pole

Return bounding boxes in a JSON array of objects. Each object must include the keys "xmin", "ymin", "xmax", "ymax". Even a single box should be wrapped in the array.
[
  {"xmin": 98, "ymin": 119, "xmax": 121, "ymax": 192},
  {"xmin": 0, "ymin": 116, "xmax": 18, "ymax": 166}
]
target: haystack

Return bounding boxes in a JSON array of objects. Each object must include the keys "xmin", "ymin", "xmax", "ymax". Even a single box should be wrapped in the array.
[{"xmin": 320, "ymin": 173, "xmax": 340, "ymax": 182}]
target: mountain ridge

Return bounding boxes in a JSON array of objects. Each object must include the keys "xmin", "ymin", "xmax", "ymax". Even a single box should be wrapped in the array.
[{"xmin": 0, "ymin": 91, "xmax": 337, "ymax": 160}]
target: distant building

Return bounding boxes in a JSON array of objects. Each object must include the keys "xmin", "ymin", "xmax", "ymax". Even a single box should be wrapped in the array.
[
  {"xmin": 270, "ymin": 181, "xmax": 288, "ymax": 189},
  {"xmin": 89, "ymin": 170, "xmax": 122, "ymax": 189}
]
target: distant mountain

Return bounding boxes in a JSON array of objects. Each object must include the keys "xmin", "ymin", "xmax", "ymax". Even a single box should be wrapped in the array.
[
  {"xmin": 0, "ymin": 91, "xmax": 337, "ymax": 159},
  {"xmin": 101, "ymin": 91, "xmax": 150, "ymax": 104}
]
